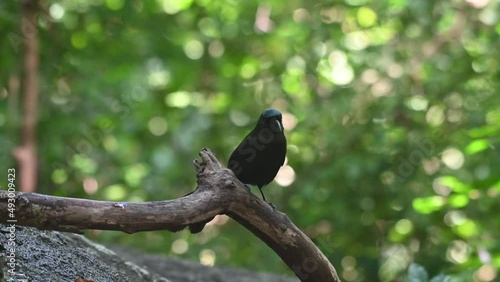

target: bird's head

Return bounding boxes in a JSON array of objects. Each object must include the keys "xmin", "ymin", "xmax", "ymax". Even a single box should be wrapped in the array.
[{"xmin": 258, "ymin": 108, "xmax": 284, "ymax": 133}]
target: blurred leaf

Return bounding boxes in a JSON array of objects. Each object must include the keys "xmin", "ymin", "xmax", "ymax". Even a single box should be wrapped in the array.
[
  {"xmin": 468, "ymin": 125, "xmax": 500, "ymax": 138},
  {"xmin": 439, "ymin": 176, "xmax": 471, "ymax": 194},
  {"xmin": 453, "ymin": 219, "xmax": 480, "ymax": 239},
  {"xmin": 448, "ymin": 194, "xmax": 469, "ymax": 208},
  {"xmin": 465, "ymin": 139, "xmax": 489, "ymax": 155},
  {"xmin": 413, "ymin": 196, "xmax": 445, "ymax": 214}
]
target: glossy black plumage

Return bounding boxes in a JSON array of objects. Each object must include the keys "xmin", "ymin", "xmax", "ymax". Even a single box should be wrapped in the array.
[{"xmin": 228, "ymin": 108, "xmax": 287, "ymax": 202}]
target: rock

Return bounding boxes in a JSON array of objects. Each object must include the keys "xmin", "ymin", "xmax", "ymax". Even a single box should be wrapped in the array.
[{"xmin": 0, "ymin": 225, "xmax": 297, "ymax": 282}]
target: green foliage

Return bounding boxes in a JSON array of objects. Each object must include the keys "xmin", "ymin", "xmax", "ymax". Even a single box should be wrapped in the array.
[{"xmin": 1, "ymin": 0, "xmax": 499, "ymax": 281}]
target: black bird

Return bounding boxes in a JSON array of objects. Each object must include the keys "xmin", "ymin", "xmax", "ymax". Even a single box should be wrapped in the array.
[{"xmin": 228, "ymin": 108, "xmax": 287, "ymax": 203}]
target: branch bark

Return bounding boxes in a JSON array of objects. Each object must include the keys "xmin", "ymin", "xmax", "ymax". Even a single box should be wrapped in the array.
[{"xmin": 0, "ymin": 148, "xmax": 340, "ymax": 282}]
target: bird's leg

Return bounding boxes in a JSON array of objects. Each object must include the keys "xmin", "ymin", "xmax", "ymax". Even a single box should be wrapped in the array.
[
  {"xmin": 258, "ymin": 186, "xmax": 267, "ymax": 202},
  {"xmin": 258, "ymin": 186, "xmax": 276, "ymax": 210}
]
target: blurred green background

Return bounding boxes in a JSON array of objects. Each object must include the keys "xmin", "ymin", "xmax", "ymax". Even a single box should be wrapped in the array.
[{"xmin": 1, "ymin": 0, "xmax": 499, "ymax": 281}]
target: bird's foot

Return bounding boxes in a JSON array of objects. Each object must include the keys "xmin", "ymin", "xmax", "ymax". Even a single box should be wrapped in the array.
[
  {"xmin": 267, "ymin": 202, "xmax": 277, "ymax": 211},
  {"xmin": 243, "ymin": 184, "xmax": 252, "ymax": 192}
]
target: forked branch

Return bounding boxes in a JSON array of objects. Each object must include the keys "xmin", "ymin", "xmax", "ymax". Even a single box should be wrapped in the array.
[{"xmin": 0, "ymin": 148, "xmax": 339, "ymax": 282}]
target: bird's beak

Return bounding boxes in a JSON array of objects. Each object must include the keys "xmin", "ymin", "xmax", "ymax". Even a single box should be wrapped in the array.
[{"xmin": 273, "ymin": 119, "xmax": 283, "ymax": 132}]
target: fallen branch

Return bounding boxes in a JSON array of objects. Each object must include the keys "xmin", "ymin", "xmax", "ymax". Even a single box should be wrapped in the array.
[{"xmin": 0, "ymin": 148, "xmax": 339, "ymax": 282}]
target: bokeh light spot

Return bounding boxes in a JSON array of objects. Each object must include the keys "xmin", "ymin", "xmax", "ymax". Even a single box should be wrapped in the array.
[
  {"xmin": 240, "ymin": 63, "xmax": 257, "ymax": 79},
  {"xmin": 448, "ymin": 194, "xmax": 469, "ymax": 208},
  {"xmin": 357, "ymin": 7, "xmax": 377, "ymax": 28},
  {"xmin": 165, "ymin": 91, "xmax": 191, "ymax": 108},
  {"xmin": 444, "ymin": 210, "xmax": 466, "ymax": 227},
  {"xmin": 412, "ymin": 196, "xmax": 445, "ymax": 214},
  {"xmin": 474, "ymin": 264, "xmax": 497, "ymax": 282},
  {"xmin": 395, "ymin": 219, "xmax": 413, "ymax": 235},
  {"xmin": 51, "ymin": 169, "xmax": 68, "ymax": 184},
  {"xmin": 426, "ymin": 105, "xmax": 445, "ymax": 126},
  {"xmin": 172, "ymin": 239, "xmax": 189, "ymax": 254},
  {"xmin": 199, "ymin": 249, "xmax": 216, "ymax": 266},
  {"xmin": 466, "ymin": 0, "xmax": 490, "ymax": 9},
  {"xmin": 184, "ymin": 40, "xmax": 204, "ymax": 60},
  {"xmin": 453, "ymin": 219, "xmax": 479, "ymax": 238},
  {"xmin": 441, "ymin": 147, "xmax": 464, "ymax": 170},
  {"xmin": 282, "ymin": 112, "xmax": 297, "ymax": 131},
  {"xmin": 161, "ymin": 0, "xmax": 193, "ymax": 14},
  {"xmin": 345, "ymin": 31, "xmax": 370, "ymax": 51},
  {"xmin": 293, "ymin": 8, "xmax": 310, "ymax": 23},
  {"xmin": 103, "ymin": 184, "xmax": 127, "ymax": 201},
  {"xmin": 83, "ymin": 177, "xmax": 98, "ymax": 195},
  {"xmin": 49, "ymin": 3, "xmax": 65, "ymax": 20},
  {"xmin": 148, "ymin": 116, "xmax": 168, "ymax": 136},
  {"xmin": 124, "ymin": 163, "xmax": 150, "ymax": 187},
  {"xmin": 71, "ymin": 32, "xmax": 88, "ymax": 49},
  {"xmin": 446, "ymin": 240, "xmax": 470, "ymax": 264},
  {"xmin": 275, "ymin": 165, "xmax": 296, "ymax": 187},
  {"xmin": 208, "ymin": 40, "xmax": 224, "ymax": 57},
  {"xmin": 408, "ymin": 96, "xmax": 429, "ymax": 111}
]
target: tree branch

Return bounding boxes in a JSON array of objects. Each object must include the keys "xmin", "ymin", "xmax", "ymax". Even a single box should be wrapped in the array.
[{"xmin": 0, "ymin": 148, "xmax": 339, "ymax": 282}]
